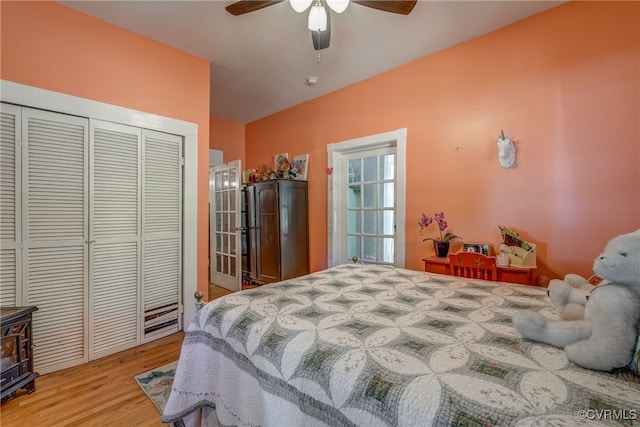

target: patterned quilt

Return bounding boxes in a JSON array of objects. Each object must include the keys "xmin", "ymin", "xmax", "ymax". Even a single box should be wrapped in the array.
[{"xmin": 162, "ymin": 264, "xmax": 640, "ymax": 426}]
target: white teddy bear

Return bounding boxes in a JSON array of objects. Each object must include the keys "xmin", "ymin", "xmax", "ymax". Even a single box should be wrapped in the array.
[{"xmin": 513, "ymin": 230, "xmax": 640, "ymax": 373}]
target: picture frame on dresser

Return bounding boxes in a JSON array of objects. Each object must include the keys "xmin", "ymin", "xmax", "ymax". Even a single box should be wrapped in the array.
[{"xmin": 463, "ymin": 243, "xmax": 490, "ymax": 255}]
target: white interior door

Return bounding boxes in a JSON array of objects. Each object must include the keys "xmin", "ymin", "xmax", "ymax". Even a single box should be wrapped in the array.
[
  {"xmin": 89, "ymin": 120, "xmax": 141, "ymax": 359},
  {"xmin": 342, "ymin": 148, "xmax": 397, "ymax": 265},
  {"xmin": 327, "ymin": 129, "xmax": 407, "ymax": 268},
  {"xmin": 1, "ymin": 83, "xmax": 198, "ymax": 373},
  {"xmin": 0, "ymin": 103, "xmax": 20, "ymax": 307},
  {"xmin": 210, "ymin": 161, "xmax": 241, "ymax": 291},
  {"xmin": 23, "ymin": 107, "xmax": 90, "ymax": 374},
  {"xmin": 141, "ymin": 129, "xmax": 183, "ymax": 341}
]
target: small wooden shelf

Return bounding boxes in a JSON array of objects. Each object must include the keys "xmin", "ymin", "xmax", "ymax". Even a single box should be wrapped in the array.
[{"xmin": 422, "ymin": 256, "xmax": 536, "ymax": 286}]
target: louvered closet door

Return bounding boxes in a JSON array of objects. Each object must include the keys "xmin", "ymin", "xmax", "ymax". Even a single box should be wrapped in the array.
[
  {"xmin": 89, "ymin": 121, "xmax": 141, "ymax": 359},
  {"xmin": 142, "ymin": 129, "xmax": 182, "ymax": 341},
  {"xmin": 22, "ymin": 108, "xmax": 89, "ymax": 374},
  {"xmin": 0, "ymin": 103, "xmax": 21, "ymax": 307}
]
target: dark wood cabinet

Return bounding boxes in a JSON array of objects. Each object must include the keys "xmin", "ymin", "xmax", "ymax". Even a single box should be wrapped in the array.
[
  {"xmin": 1, "ymin": 306, "xmax": 39, "ymax": 403},
  {"xmin": 242, "ymin": 179, "xmax": 309, "ymax": 284}
]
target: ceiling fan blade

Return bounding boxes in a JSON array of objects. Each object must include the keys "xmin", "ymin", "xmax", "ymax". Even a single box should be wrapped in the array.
[
  {"xmin": 312, "ymin": 9, "xmax": 331, "ymax": 50},
  {"xmin": 225, "ymin": 0, "xmax": 284, "ymax": 16},
  {"xmin": 352, "ymin": 0, "xmax": 417, "ymax": 15}
]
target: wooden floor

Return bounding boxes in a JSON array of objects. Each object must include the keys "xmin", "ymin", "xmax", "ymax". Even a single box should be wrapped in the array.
[
  {"xmin": 209, "ymin": 283, "xmax": 233, "ymax": 300},
  {"xmin": 1, "ymin": 332, "xmax": 184, "ymax": 426},
  {"xmin": 1, "ymin": 285, "xmax": 236, "ymax": 427}
]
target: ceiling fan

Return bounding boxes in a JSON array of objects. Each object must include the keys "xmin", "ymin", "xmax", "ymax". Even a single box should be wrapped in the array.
[{"xmin": 225, "ymin": 0, "xmax": 417, "ymax": 51}]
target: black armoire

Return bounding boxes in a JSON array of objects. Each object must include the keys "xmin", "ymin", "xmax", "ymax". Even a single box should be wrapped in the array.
[{"xmin": 241, "ymin": 179, "xmax": 309, "ymax": 284}]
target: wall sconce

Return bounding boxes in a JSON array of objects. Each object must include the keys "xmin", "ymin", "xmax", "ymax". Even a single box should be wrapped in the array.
[{"xmin": 497, "ymin": 130, "xmax": 515, "ymax": 168}]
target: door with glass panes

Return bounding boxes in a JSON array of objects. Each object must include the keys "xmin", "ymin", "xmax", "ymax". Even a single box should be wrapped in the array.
[
  {"xmin": 210, "ymin": 161, "xmax": 241, "ymax": 291},
  {"xmin": 342, "ymin": 147, "xmax": 396, "ymax": 265}
]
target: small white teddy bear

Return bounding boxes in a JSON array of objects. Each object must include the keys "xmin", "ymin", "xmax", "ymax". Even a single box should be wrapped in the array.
[{"xmin": 513, "ymin": 230, "xmax": 640, "ymax": 372}]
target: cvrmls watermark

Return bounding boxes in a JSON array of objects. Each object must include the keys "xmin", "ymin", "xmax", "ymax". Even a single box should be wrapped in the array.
[{"xmin": 577, "ymin": 409, "xmax": 637, "ymax": 421}]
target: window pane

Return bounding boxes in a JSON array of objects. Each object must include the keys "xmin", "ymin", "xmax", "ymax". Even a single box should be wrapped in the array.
[
  {"xmin": 363, "ymin": 236, "xmax": 376, "ymax": 262},
  {"xmin": 348, "ymin": 235, "xmax": 361, "ymax": 259},
  {"xmin": 363, "ymin": 210, "xmax": 376, "ymax": 234},
  {"xmin": 216, "ymin": 233, "xmax": 222, "ymax": 251},
  {"xmin": 230, "ymin": 188, "xmax": 236, "ymax": 210},
  {"xmin": 222, "ymin": 171, "xmax": 229, "ymax": 190},
  {"xmin": 223, "ymin": 192, "xmax": 229, "ymax": 211},
  {"xmin": 223, "ymin": 234, "xmax": 229, "ymax": 253},
  {"xmin": 215, "ymin": 171, "xmax": 223, "ymax": 190},
  {"xmin": 380, "ymin": 182, "xmax": 394, "ymax": 208},
  {"xmin": 230, "ymin": 236, "xmax": 236, "ymax": 255},
  {"xmin": 223, "ymin": 255, "xmax": 229, "ymax": 274},
  {"xmin": 229, "ymin": 212, "xmax": 236, "ymax": 232},
  {"xmin": 230, "ymin": 256, "xmax": 236, "ymax": 277},
  {"xmin": 215, "ymin": 192, "xmax": 222, "ymax": 212},
  {"xmin": 380, "ymin": 154, "xmax": 395, "ymax": 180},
  {"xmin": 380, "ymin": 237, "xmax": 394, "ymax": 263},
  {"xmin": 222, "ymin": 212, "xmax": 228, "ymax": 232},
  {"xmin": 348, "ymin": 210, "xmax": 361, "ymax": 234},
  {"xmin": 363, "ymin": 157, "xmax": 377, "ymax": 182},
  {"xmin": 216, "ymin": 254, "xmax": 222, "ymax": 273},
  {"xmin": 379, "ymin": 210, "xmax": 394, "ymax": 235},
  {"xmin": 229, "ymin": 169, "xmax": 236, "ymax": 188},
  {"xmin": 348, "ymin": 185, "xmax": 361, "ymax": 208},
  {"xmin": 348, "ymin": 159, "xmax": 361, "ymax": 183},
  {"xmin": 363, "ymin": 183, "xmax": 376, "ymax": 208},
  {"xmin": 216, "ymin": 212, "xmax": 222, "ymax": 232}
]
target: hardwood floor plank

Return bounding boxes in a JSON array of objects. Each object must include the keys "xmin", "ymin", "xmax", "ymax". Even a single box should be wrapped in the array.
[
  {"xmin": 1, "ymin": 332, "xmax": 184, "ymax": 427},
  {"xmin": 209, "ymin": 283, "xmax": 233, "ymax": 300}
]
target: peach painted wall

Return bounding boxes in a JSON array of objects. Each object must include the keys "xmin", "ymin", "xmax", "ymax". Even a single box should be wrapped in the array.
[
  {"xmin": 245, "ymin": 1, "xmax": 639, "ymax": 280},
  {"xmin": 210, "ymin": 116, "xmax": 245, "ymax": 164},
  {"xmin": 1, "ymin": 1, "xmax": 212, "ymax": 295}
]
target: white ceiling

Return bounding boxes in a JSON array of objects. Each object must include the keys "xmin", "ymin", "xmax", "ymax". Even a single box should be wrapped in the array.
[{"xmin": 61, "ymin": 1, "xmax": 563, "ymax": 124}]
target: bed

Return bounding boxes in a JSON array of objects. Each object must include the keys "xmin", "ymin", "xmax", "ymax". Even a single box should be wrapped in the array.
[{"xmin": 162, "ymin": 264, "xmax": 640, "ymax": 426}]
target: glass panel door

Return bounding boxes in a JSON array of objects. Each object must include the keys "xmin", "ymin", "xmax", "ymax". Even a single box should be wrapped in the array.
[
  {"xmin": 344, "ymin": 148, "xmax": 396, "ymax": 265},
  {"xmin": 210, "ymin": 161, "xmax": 241, "ymax": 291}
]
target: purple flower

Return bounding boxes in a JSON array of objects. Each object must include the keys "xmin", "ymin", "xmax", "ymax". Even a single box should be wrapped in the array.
[
  {"xmin": 419, "ymin": 213, "xmax": 433, "ymax": 228},
  {"xmin": 418, "ymin": 211, "xmax": 461, "ymax": 243}
]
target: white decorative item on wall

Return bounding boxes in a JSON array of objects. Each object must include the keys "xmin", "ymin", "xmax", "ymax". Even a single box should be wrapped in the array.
[{"xmin": 497, "ymin": 130, "xmax": 515, "ymax": 168}]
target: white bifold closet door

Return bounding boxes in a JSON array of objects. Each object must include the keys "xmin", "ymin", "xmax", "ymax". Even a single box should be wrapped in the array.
[
  {"xmin": 89, "ymin": 121, "xmax": 184, "ymax": 359},
  {"xmin": 0, "ymin": 104, "xmax": 21, "ymax": 308},
  {"xmin": 141, "ymin": 129, "xmax": 183, "ymax": 342},
  {"xmin": 0, "ymin": 103, "xmax": 183, "ymax": 375},
  {"xmin": 90, "ymin": 121, "xmax": 141, "ymax": 359},
  {"xmin": 23, "ymin": 107, "xmax": 90, "ymax": 373}
]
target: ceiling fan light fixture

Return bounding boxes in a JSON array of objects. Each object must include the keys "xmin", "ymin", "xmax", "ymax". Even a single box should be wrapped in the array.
[
  {"xmin": 326, "ymin": 0, "xmax": 349, "ymax": 13},
  {"xmin": 307, "ymin": 3, "xmax": 327, "ymax": 32},
  {"xmin": 290, "ymin": 0, "xmax": 313, "ymax": 13}
]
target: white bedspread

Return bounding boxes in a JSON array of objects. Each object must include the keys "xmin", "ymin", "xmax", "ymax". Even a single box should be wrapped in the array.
[{"xmin": 163, "ymin": 264, "xmax": 640, "ymax": 426}]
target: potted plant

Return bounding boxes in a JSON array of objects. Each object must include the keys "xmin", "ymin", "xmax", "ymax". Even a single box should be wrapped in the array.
[{"xmin": 418, "ymin": 212, "xmax": 462, "ymax": 257}]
